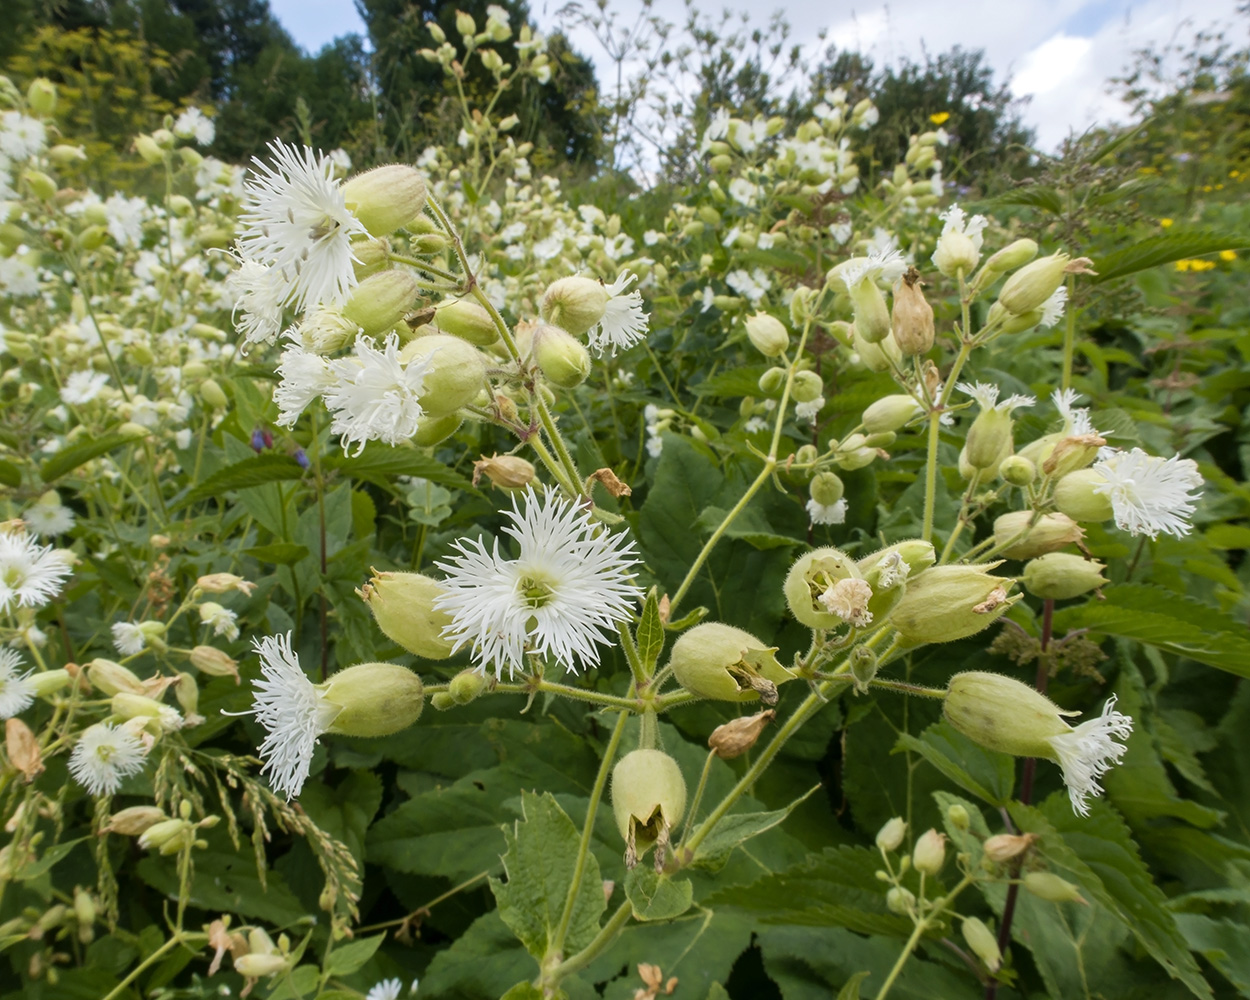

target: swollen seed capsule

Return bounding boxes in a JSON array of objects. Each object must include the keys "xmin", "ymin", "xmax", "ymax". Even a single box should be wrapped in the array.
[
  {"xmin": 912, "ymin": 829, "xmax": 947, "ymax": 875},
  {"xmin": 876, "ymin": 817, "xmax": 907, "ymax": 853},
  {"xmin": 1023, "ymin": 871, "xmax": 1085, "ymax": 904},
  {"xmin": 343, "ymin": 165, "xmax": 428, "ymax": 237},
  {"xmin": 962, "ymin": 917, "xmax": 1002, "ymax": 971},
  {"xmin": 669, "ymin": 623, "xmax": 792, "ymax": 704},
  {"xmin": 611, "ymin": 749, "xmax": 686, "ymax": 863},
  {"xmin": 358, "ymin": 570, "xmax": 455, "ymax": 660}
]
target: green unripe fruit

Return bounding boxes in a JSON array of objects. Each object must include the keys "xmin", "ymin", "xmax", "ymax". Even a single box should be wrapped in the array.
[
  {"xmin": 198, "ymin": 378, "xmax": 228, "ymax": 411},
  {"xmin": 809, "ymin": 471, "xmax": 844, "ymax": 506},
  {"xmin": 322, "ymin": 662, "xmax": 424, "ymax": 737},
  {"xmin": 27, "ymin": 78, "xmax": 57, "ymax": 116},
  {"xmin": 1053, "ymin": 469, "xmax": 1114, "ymax": 523},
  {"xmin": 76, "ymin": 226, "xmax": 109, "ymax": 251},
  {"xmin": 1022, "ymin": 552, "xmax": 1108, "ymax": 600},
  {"xmin": 343, "ymin": 270, "xmax": 419, "ymax": 337},
  {"xmin": 965, "ymin": 409, "xmax": 1015, "ymax": 474},
  {"xmin": 999, "ymin": 454, "xmax": 1037, "ymax": 486},
  {"xmin": 962, "ymin": 916, "xmax": 1002, "ymax": 971},
  {"xmin": 744, "ymin": 313, "xmax": 789, "ymax": 357},
  {"xmin": 134, "ymin": 135, "xmax": 165, "ymax": 165},
  {"xmin": 669, "ymin": 622, "xmax": 792, "ymax": 703},
  {"xmin": 430, "ymin": 692, "xmax": 457, "ymax": 711},
  {"xmin": 863, "ymin": 394, "xmax": 922, "ymax": 434},
  {"xmin": 983, "ymin": 238, "xmax": 1038, "ymax": 275},
  {"xmin": 359, "ymin": 570, "xmax": 456, "ymax": 659},
  {"xmin": 850, "ymin": 645, "xmax": 878, "ymax": 693},
  {"xmin": 849, "ymin": 275, "xmax": 892, "ymax": 343},
  {"xmin": 343, "ymin": 164, "xmax": 428, "ymax": 237},
  {"xmin": 794, "ymin": 444, "xmax": 818, "ymax": 465},
  {"xmin": 1023, "ymin": 871, "xmax": 1085, "ymax": 904},
  {"xmin": 400, "ymin": 334, "xmax": 486, "ymax": 416},
  {"xmin": 890, "ymin": 564, "xmax": 1016, "ymax": 644},
  {"xmin": 449, "ymin": 669, "xmax": 487, "ymax": 705},
  {"xmin": 611, "ymin": 749, "xmax": 687, "ymax": 855},
  {"xmin": 998, "ymin": 253, "xmax": 1071, "ymax": 315},
  {"xmin": 23, "ymin": 170, "xmax": 56, "ymax": 201}
]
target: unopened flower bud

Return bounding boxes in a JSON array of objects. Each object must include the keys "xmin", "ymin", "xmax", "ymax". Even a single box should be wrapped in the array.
[
  {"xmin": 434, "ymin": 297, "xmax": 500, "ymax": 345},
  {"xmin": 23, "ymin": 170, "xmax": 56, "ymax": 201},
  {"xmin": 351, "ymin": 237, "xmax": 391, "ymax": 279},
  {"xmin": 1023, "ymin": 871, "xmax": 1086, "ymax": 904},
  {"xmin": 473, "ymin": 454, "xmax": 535, "ymax": 489},
  {"xmin": 27, "ymin": 78, "xmax": 57, "ymax": 116},
  {"xmin": 792, "ymin": 371, "xmax": 823, "ymax": 403},
  {"xmin": 962, "ymin": 917, "xmax": 1002, "ymax": 971},
  {"xmin": 876, "ymin": 817, "xmax": 907, "ymax": 853},
  {"xmin": 73, "ymin": 887, "xmax": 95, "ymax": 942},
  {"xmin": 540, "ymin": 276, "xmax": 609, "ymax": 336},
  {"xmin": 400, "ymin": 334, "xmax": 487, "ymax": 415},
  {"xmin": 944, "ymin": 671, "xmax": 1079, "ymax": 762},
  {"xmin": 744, "ymin": 313, "xmax": 789, "ymax": 357},
  {"xmin": 455, "ymin": 9, "xmax": 476, "ymax": 35},
  {"xmin": 430, "ymin": 692, "xmax": 457, "ymax": 711},
  {"xmin": 343, "ymin": 270, "xmax": 419, "ymax": 337},
  {"xmin": 891, "ymin": 564, "xmax": 1016, "ymax": 644},
  {"xmin": 134, "ymin": 135, "xmax": 165, "ymax": 165},
  {"xmin": 998, "ymin": 454, "xmax": 1037, "ymax": 486},
  {"xmin": 758, "ymin": 367, "xmax": 786, "ymax": 394},
  {"xmin": 189, "ymin": 646, "xmax": 240, "ymax": 682},
  {"xmin": 708, "ymin": 709, "xmax": 776, "ymax": 759},
  {"xmin": 234, "ymin": 953, "xmax": 289, "ymax": 979},
  {"xmin": 104, "ymin": 806, "xmax": 168, "ymax": 836},
  {"xmin": 358, "ymin": 570, "xmax": 455, "ymax": 660},
  {"xmin": 947, "ymin": 803, "xmax": 970, "ymax": 830},
  {"xmin": 612, "ymin": 749, "xmax": 686, "ymax": 860},
  {"xmin": 31, "ymin": 669, "xmax": 71, "ymax": 699},
  {"xmin": 982, "ymin": 238, "xmax": 1038, "ymax": 277},
  {"xmin": 138, "ymin": 818, "xmax": 190, "ymax": 852},
  {"xmin": 669, "ymin": 622, "xmax": 793, "ymax": 704},
  {"xmin": 322, "ymin": 662, "xmax": 424, "ymax": 737},
  {"xmin": 426, "ymin": 20, "xmax": 446, "ymax": 42},
  {"xmin": 886, "ymin": 886, "xmax": 915, "ymax": 914},
  {"xmin": 982, "ymin": 832, "xmax": 1036, "ymax": 864},
  {"xmin": 998, "ymin": 254, "xmax": 1092, "ymax": 315},
  {"xmin": 849, "ymin": 277, "xmax": 892, "ymax": 344},
  {"xmin": 1053, "ymin": 469, "xmax": 1114, "ymax": 523},
  {"xmin": 992, "ymin": 512, "xmax": 1083, "ymax": 560},
  {"xmin": 863, "ymin": 394, "xmax": 922, "ymax": 434},
  {"xmin": 112, "ymin": 692, "xmax": 182, "ymax": 732},
  {"xmin": 1023, "ymin": 552, "xmax": 1107, "ymax": 600},
  {"xmin": 87, "ymin": 659, "xmax": 144, "ymax": 696},
  {"xmin": 850, "ymin": 645, "xmax": 879, "ymax": 693},
  {"xmin": 965, "ymin": 410, "xmax": 1015, "ymax": 475},
  {"xmin": 198, "ymin": 378, "xmax": 229, "ymax": 411},
  {"xmin": 1042, "ymin": 435, "xmax": 1105, "ymax": 478},
  {"xmin": 449, "ymin": 669, "xmax": 487, "ymax": 705},
  {"xmin": 343, "ymin": 164, "xmax": 428, "ymax": 237},
  {"xmin": 912, "ymin": 828, "xmax": 947, "ymax": 875},
  {"xmin": 532, "ymin": 324, "xmax": 591, "ymax": 388},
  {"xmin": 809, "ymin": 472, "xmax": 844, "ymax": 507}
]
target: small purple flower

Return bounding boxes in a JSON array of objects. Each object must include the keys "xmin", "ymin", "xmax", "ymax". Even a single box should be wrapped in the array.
[
  {"xmin": 293, "ymin": 448, "xmax": 311, "ymax": 470},
  {"xmin": 251, "ymin": 427, "xmax": 274, "ymax": 452}
]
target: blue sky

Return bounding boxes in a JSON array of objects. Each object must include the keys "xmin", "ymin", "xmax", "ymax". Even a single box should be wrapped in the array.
[{"xmin": 268, "ymin": 0, "xmax": 1242, "ymax": 150}]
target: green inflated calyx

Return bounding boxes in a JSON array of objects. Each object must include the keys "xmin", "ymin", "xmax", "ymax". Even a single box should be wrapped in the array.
[
  {"xmin": 669, "ymin": 622, "xmax": 793, "ymax": 704},
  {"xmin": 611, "ymin": 748, "xmax": 687, "ymax": 869},
  {"xmin": 321, "ymin": 662, "xmax": 424, "ymax": 738}
]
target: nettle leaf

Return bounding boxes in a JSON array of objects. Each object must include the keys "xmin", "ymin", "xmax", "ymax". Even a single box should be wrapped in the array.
[
  {"xmin": 323, "ymin": 443, "xmax": 472, "ymax": 491},
  {"xmin": 990, "ymin": 185, "xmax": 1064, "ymax": 215},
  {"xmin": 1174, "ymin": 914, "xmax": 1250, "ymax": 995},
  {"xmin": 419, "ymin": 912, "xmax": 553, "ymax": 999},
  {"xmin": 690, "ymin": 784, "xmax": 820, "ymax": 871},
  {"xmin": 624, "ymin": 867, "xmax": 694, "ymax": 921},
  {"xmin": 490, "ymin": 790, "xmax": 607, "ymax": 961},
  {"xmin": 1093, "ymin": 231, "xmax": 1250, "ymax": 283},
  {"xmin": 40, "ymin": 430, "xmax": 142, "ymax": 482},
  {"xmin": 838, "ymin": 971, "xmax": 872, "ymax": 999},
  {"xmin": 895, "ymin": 721, "xmax": 1015, "ymax": 807},
  {"xmin": 1010, "ymin": 796, "xmax": 1213, "ymax": 999},
  {"xmin": 691, "ymin": 365, "xmax": 771, "ymax": 398},
  {"xmin": 323, "ymin": 933, "xmax": 386, "ymax": 976},
  {"xmin": 1051, "ymin": 584, "xmax": 1250, "ymax": 677},
  {"xmin": 171, "ymin": 453, "xmax": 305, "ymax": 510},
  {"xmin": 706, "ymin": 845, "xmax": 910, "ymax": 937}
]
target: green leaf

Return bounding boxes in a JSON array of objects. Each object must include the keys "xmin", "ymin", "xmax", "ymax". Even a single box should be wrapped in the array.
[
  {"xmin": 500, "ymin": 984, "xmax": 545, "ymax": 1000},
  {"xmin": 691, "ymin": 785, "xmax": 820, "ymax": 870},
  {"xmin": 1051, "ymin": 584, "xmax": 1250, "ymax": 677},
  {"xmin": 0, "ymin": 459, "xmax": 21, "ymax": 488},
  {"xmin": 265, "ymin": 964, "xmax": 319, "ymax": 998},
  {"xmin": 1010, "ymin": 797, "xmax": 1213, "ymax": 999},
  {"xmin": 895, "ymin": 721, "xmax": 1015, "ymax": 807},
  {"xmin": 1204, "ymin": 523, "xmax": 1250, "ymax": 550},
  {"xmin": 323, "ymin": 933, "xmax": 386, "ymax": 976},
  {"xmin": 624, "ymin": 867, "xmax": 693, "ymax": 921},
  {"xmin": 323, "ymin": 443, "xmax": 472, "ymax": 491},
  {"xmin": 137, "ymin": 847, "xmax": 306, "ymax": 926},
  {"xmin": 1093, "ymin": 231, "xmax": 1250, "ymax": 283},
  {"xmin": 40, "ymin": 431, "xmax": 141, "ymax": 482},
  {"xmin": 419, "ymin": 911, "xmax": 542, "ymax": 999},
  {"xmin": 695, "ymin": 505, "xmax": 799, "ymax": 550},
  {"xmin": 707, "ymin": 845, "xmax": 910, "ymax": 936},
  {"xmin": 18, "ymin": 838, "xmax": 86, "ymax": 881},
  {"xmin": 838, "ymin": 972, "xmax": 872, "ymax": 999},
  {"xmin": 171, "ymin": 454, "xmax": 305, "ymax": 510},
  {"xmin": 490, "ymin": 790, "xmax": 606, "ymax": 960},
  {"xmin": 636, "ymin": 588, "xmax": 665, "ymax": 674},
  {"xmin": 243, "ymin": 542, "xmax": 310, "ymax": 565},
  {"xmin": 1174, "ymin": 915, "xmax": 1250, "ymax": 995},
  {"xmin": 691, "ymin": 365, "xmax": 770, "ymax": 398},
  {"xmin": 990, "ymin": 186, "xmax": 1064, "ymax": 215}
]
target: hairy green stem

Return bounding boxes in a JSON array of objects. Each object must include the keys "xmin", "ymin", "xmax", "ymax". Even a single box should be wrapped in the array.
[{"xmin": 546, "ymin": 899, "xmax": 632, "ymax": 987}]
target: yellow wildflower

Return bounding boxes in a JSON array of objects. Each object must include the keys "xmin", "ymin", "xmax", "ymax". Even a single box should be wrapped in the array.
[
  {"xmin": 1159, "ymin": 218, "xmax": 1173, "ymax": 228},
  {"xmin": 929, "ymin": 112, "xmax": 950, "ymax": 125},
  {"xmin": 1219, "ymin": 250, "xmax": 1237, "ymax": 262}
]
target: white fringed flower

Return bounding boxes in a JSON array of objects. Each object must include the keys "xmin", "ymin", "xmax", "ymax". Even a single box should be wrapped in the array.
[
  {"xmin": 795, "ymin": 397, "xmax": 824, "ymax": 423},
  {"xmin": 817, "ymin": 578, "xmax": 873, "ymax": 627},
  {"xmin": 24, "ymin": 499, "xmax": 75, "ymax": 537},
  {"xmin": 806, "ymin": 498, "xmax": 847, "ymax": 526},
  {"xmin": 199, "ymin": 603, "xmax": 240, "ymax": 641},
  {"xmin": 323, "ymin": 333, "xmax": 437, "ymax": 455},
  {"xmin": 69, "ymin": 722, "xmax": 148, "ymax": 796},
  {"xmin": 111, "ymin": 622, "xmax": 146, "ymax": 656},
  {"xmin": 227, "ymin": 259, "xmax": 288, "ymax": 349},
  {"xmin": 0, "ymin": 528, "xmax": 73, "ymax": 613},
  {"xmin": 1038, "ymin": 286, "xmax": 1067, "ymax": 329},
  {"xmin": 274, "ymin": 343, "xmax": 336, "ymax": 427},
  {"xmin": 1091, "ymin": 447, "xmax": 1202, "ymax": 539},
  {"xmin": 0, "ymin": 648, "xmax": 35, "ymax": 719},
  {"xmin": 434, "ymin": 488, "xmax": 643, "ymax": 678},
  {"xmin": 587, "ymin": 271, "xmax": 649, "ymax": 356},
  {"xmin": 236, "ymin": 141, "xmax": 365, "ymax": 313},
  {"xmin": 173, "ymin": 107, "xmax": 215, "ymax": 146},
  {"xmin": 366, "ymin": 979, "xmax": 405, "ymax": 1000},
  {"xmin": 957, "ymin": 381, "xmax": 1035, "ymax": 415},
  {"xmin": 61, "ymin": 370, "xmax": 109, "ymax": 405},
  {"xmin": 242, "ymin": 633, "xmax": 339, "ymax": 800},
  {"xmin": 1048, "ymin": 696, "xmax": 1134, "ymax": 817}
]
